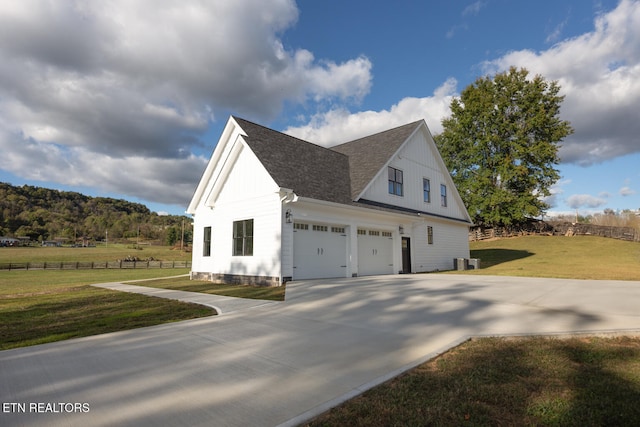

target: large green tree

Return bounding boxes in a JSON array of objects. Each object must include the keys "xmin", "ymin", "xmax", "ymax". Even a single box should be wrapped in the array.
[{"xmin": 435, "ymin": 67, "xmax": 573, "ymax": 226}]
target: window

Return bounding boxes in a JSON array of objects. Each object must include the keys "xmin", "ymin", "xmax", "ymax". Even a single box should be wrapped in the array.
[
  {"xmin": 294, "ymin": 223, "xmax": 308, "ymax": 230},
  {"xmin": 440, "ymin": 184, "xmax": 447, "ymax": 207},
  {"xmin": 368, "ymin": 230, "xmax": 380, "ymax": 236},
  {"xmin": 312, "ymin": 225, "xmax": 328, "ymax": 232},
  {"xmin": 331, "ymin": 227, "xmax": 345, "ymax": 233},
  {"xmin": 203, "ymin": 226, "xmax": 212, "ymax": 257},
  {"xmin": 232, "ymin": 219, "xmax": 253, "ymax": 256},
  {"xmin": 382, "ymin": 231, "xmax": 392, "ymax": 237},
  {"xmin": 357, "ymin": 229, "xmax": 366, "ymax": 235},
  {"xmin": 427, "ymin": 226, "xmax": 433, "ymax": 244},
  {"xmin": 423, "ymin": 178, "xmax": 431, "ymax": 203},
  {"xmin": 388, "ymin": 167, "xmax": 403, "ymax": 196}
]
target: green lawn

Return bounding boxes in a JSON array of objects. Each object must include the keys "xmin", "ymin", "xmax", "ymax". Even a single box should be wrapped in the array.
[
  {"xmin": 308, "ymin": 335, "xmax": 640, "ymax": 426},
  {"xmin": 467, "ymin": 235, "xmax": 640, "ymax": 280},
  {"xmin": 0, "ymin": 243, "xmax": 192, "ymax": 263},
  {"xmin": 130, "ymin": 276, "xmax": 286, "ymax": 301},
  {"xmin": 0, "ymin": 269, "xmax": 213, "ymax": 350}
]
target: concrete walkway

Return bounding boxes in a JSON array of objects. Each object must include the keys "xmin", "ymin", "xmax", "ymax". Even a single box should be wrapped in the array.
[
  {"xmin": 93, "ymin": 281, "xmax": 280, "ymax": 314},
  {"xmin": 1, "ymin": 274, "xmax": 640, "ymax": 427}
]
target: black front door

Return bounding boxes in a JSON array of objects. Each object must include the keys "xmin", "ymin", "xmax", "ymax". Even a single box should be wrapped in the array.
[{"xmin": 401, "ymin": 237, "xmax": 411, "ymax": 273}]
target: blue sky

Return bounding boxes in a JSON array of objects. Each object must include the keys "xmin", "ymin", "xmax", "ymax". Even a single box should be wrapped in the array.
[{"xmin": 0, "ymin": 0, "xmax": 638, "ymax": 217}]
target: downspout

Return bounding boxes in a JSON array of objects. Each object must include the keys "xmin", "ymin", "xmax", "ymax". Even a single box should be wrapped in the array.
[{"xmin": 278, "ymin": 188, "xmax": 298, "ymax": 284}]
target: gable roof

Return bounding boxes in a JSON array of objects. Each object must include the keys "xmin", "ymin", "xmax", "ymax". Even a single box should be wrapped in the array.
[
  {"xmin": 189, "ymin": 116, "xmax": 471, "ymax": 224},
  {"xmin": 232, "ymin": 117, "xmax": 352, "ymax": 204},
  {"xmin": 331, "ymin": 121, "xmax": 422, "ymax": 199}
]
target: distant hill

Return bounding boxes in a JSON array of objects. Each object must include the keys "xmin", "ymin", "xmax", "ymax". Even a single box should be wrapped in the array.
[{"xmin": 0, "ymin": 182, "xmax": 190, "ymax": 245}]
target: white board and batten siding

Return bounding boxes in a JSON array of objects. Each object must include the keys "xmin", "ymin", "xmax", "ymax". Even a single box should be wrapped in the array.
[
  {"xmin": 192, "ymin": 143, "xmax": 283, "ymax": 279},
  {"xmin": 411, "ymin": 220, "xmax": 470, "ymax": 273},
  {"xmin": 359, "ymin": 128, "xmax": 468, "ymax": 222}
]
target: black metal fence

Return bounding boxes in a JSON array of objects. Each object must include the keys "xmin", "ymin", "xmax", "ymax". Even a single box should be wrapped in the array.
[{"xmin": 0, "ymin": 260, "xmax": 191, "ymax": 271}]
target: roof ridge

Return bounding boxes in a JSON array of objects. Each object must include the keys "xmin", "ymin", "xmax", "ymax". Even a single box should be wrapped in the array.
[
  {"xmin": 331, "ymin": 119, "xmax": 423, "ymax": 149},
  {"xmin": 232, "ymin": 116, "xmax": 348, "ymax": 159}
]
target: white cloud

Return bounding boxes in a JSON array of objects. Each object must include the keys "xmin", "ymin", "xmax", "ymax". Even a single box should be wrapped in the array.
[
  {"xmin": 543, "ymin": 178, "xmax": 572, "ymax": 208},
  {"xmin": 462, "ymin": 1, "xmax": 486, "ymax": 17},
  {"xmin": 284, "ymin": 78, "xmax": 458, "ymax": 146},
  {"xmin": 620, "ymin": 186, "xmax": 636, "ymax": 196},
  {"xmin": 545, "ymin": 16, "xmax": 569, "ymax": 44},
  {"xmin": 566, "ymin": 194, "xmax": 609, "ymax": 209},
  {"xmin": 0, "ymin": 0, "xmax": 372, "ymax": 207},
  {"xmin": 482, "ymin": 0, "xmax": 640, "ymax": 166}
]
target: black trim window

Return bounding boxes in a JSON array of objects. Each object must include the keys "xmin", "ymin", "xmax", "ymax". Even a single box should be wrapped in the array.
[
  {"xmin": 440, "ymin": 184, "xmax": 447, "ymax": 207},
  {"xmin": 203, "ymin": 226, "xmax": 212, "ymax": 257},
  {"xmin": 427, "ymin": 226, "xmax": 434, "ymax": 244},
  {"xmin": 233, "ymin": 219, "xmax": 253, "ymax": 256},
  {"xmin": 388, "ymin": 167, "xmax": 403, "ymax": 196},
  {"xmin": 423, "ymin": 178, "xmax": 431, "ymax": 203}
]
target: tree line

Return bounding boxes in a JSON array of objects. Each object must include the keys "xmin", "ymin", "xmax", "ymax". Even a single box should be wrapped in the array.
[{"xmin": 0, "ymin": 182, "xmax": 191, "ymax": 246}]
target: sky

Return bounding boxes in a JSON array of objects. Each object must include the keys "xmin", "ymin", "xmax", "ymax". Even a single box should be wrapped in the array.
[{"xmin": 0, "ymin": 0, "xmax": 639, "ymax": 217}]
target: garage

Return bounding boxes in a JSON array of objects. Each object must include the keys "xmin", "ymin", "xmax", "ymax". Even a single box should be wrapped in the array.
[
  {"xmin": 293, "ymin": 223, "xmax": 347, "ymax": 280},
  {"xmin": 357, "ymin": 229, "xmax": 394, "ymax": 276}
]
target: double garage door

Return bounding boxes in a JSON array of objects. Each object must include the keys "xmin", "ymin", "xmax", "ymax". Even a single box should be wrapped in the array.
[{"xmin": 293, "ymin": 223, "xmax": 394, "ymax": 280}]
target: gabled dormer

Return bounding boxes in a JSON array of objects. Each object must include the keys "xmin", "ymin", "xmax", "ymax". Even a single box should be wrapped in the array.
[{"xmin": 331, "ymin": 120, "xmax": 471, "ymax": 224}]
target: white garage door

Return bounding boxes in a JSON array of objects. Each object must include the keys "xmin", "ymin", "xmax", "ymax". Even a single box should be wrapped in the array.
[
  {"xmin": 293, "ymin": 224, "xmax": 347, "ymax": 280},
  {"xmin": 358, "ymin": 229, "xmax": 394, "ymax": 276}
]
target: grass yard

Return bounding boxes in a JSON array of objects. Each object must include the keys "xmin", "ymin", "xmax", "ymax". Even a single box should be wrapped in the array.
[
  {"xmin": 307, "ymin": 335, "xmax": 640, "ymax": 426},
  {"xmin": 0, "ymin": 243, "xmax": 191, "ymax": 263},
  {"xmin": 0, "ymin": 269, "xmax": 213, "ymax": 350},
  {"xmin": 130, "ymin": 276, "xmax": 286, "ymax": 301},
  {"xmin": 467, "ymin": 235, "xmax": 640, "ymax": 280}
]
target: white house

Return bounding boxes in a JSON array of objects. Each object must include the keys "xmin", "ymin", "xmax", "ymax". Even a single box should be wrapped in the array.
[{"xmin": 187, "ymin": 116, "xmax": 472, "ymax": 286}]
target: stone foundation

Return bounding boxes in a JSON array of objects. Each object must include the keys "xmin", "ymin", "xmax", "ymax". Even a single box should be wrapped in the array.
[{"xmin": 190, "ymin": 271, "xmax": 289, "ymax": 287}]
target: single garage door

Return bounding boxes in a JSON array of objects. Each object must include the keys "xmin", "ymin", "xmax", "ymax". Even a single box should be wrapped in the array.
[
  {"xmin": 358, "ymin": 229, "xmax": 394, "ymax": 276},
  {"xmin": 293, "ymin": 223, "xmax": 347, "ymax": 280}
]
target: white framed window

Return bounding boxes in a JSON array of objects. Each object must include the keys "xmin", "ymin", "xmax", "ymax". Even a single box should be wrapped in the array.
[
  {"xmin": 440, "ymin": 184, "xmax": 447, "ymax": 207},
  {"xmin": 427, "ymin": 226, "xmax": 433, "ymax": 244}
]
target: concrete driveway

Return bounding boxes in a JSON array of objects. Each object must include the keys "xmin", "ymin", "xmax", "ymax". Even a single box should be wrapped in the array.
[{"xmin": 1, "ymin": 274, "xmax": 640, "ymax": 427}]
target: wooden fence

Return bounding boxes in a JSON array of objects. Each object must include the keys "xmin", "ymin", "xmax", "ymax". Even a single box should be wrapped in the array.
[
  {"xmin": 0, "ymin": 260, "xmax": 191, "ymax": 271},
  {"xmin": 470, "ymin": 221, "xmax": 640, "ymax": 242}
]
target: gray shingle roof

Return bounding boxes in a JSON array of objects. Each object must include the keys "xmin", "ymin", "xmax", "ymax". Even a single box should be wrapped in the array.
[
  {"xmin": 233, "ymin": 117, "xmax": 422, "ymax": 205},
  {"xmin": 233, "ymin": 117, "xmax": 352, "ymax": 204},
  {"xmin": 331, "ymin": 121, "xmax": 422, "ymax": 199}
]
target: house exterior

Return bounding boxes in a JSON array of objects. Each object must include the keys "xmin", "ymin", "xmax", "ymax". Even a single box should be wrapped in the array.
[{"xmin": 187, "ymin": 116, "xmax": 472, "ymax": 286}]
